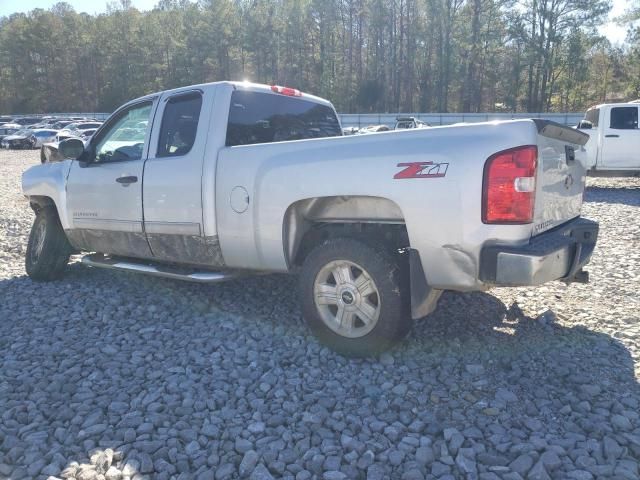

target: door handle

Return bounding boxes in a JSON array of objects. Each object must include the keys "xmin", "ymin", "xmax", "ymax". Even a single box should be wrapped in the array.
[
  {"xmin": 116, "ymin": 176, "xmax": 138, "ymax": 185},
  {"xmin": 605, "ymin": 134, "xmax": 619, "ymax": 138},
  {"xmin": 565, "ymin": 145, "xmax": 575, "ymax": 165}
]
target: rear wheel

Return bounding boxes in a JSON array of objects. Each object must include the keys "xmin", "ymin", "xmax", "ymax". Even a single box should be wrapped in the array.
[
  {"xmin": 299, "ymin": 237, "xmax": 411, "ymax": 357},
  {"xmin": 25, "ymin": 207, "xmax": 72, "ymax": 281}
]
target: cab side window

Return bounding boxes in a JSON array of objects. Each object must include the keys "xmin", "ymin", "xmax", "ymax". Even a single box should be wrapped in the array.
[
  {"xmin": 157, "ymin": 92, "xmax": 203, "ymax": 157},
  {"xmin": 585, "ymin": 108, "xmax": 599, "ymax": 127},
  {"xmin": 94, "ymin": 102, "xmax": 152, "ymax": 163},
  {"xmin": 610, "ymin": 107, "xmax": 638, "ymax": 130}
]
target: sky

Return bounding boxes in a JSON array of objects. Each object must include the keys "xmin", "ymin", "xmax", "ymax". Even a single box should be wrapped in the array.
[
  {"xmin": 0, "ymin": 0, "xmax": 633, "ymax": 45},
  {"xmin": 0, "ymin": 0, "xmax": 157, "ymax": 16},
  {"xmin": 599, "ymin": 0, "xmax": 633, "ymax": 45}
]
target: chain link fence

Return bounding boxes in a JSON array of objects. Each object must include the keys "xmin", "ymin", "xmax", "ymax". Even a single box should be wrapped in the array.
[
  {"xmin": 6, "ymin": 112, "xmax": 112, "ymax": 121},
  {"xmin": 339, "ymin": 112, "xmax": 584, "ymax": 128},
  {"xmin": 7, "ymin": 111, "xmax": 584, "ymax": 127}
]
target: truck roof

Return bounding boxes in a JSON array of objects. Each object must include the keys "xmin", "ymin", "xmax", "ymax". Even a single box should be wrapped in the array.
[
  {"xmin": 118, "ymin": 81, "xmax": 335, "ymax": 114},
  {"xmin": 587, "ymin": 101, "xmax": 640, "ymax": 110}
]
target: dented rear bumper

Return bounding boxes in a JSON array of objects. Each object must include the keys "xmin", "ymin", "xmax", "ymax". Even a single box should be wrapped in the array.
[{"xmin": 479, "ymin": 217, "xmax": 599, "ymax": 286}]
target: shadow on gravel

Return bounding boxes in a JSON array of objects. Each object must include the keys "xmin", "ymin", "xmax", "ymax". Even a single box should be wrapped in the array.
[
  {"xmin": 584, "ymin": 186, "xmax": 640, "ymax": 206},
  {"xmin": 1, "ymin": 266, "xmax": 639, "ymax": 479}
]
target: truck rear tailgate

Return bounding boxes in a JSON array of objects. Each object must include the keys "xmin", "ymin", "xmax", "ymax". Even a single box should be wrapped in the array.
[{"xmin": 532, "ymin": 120, "xmax": 590, "ymax": 236}]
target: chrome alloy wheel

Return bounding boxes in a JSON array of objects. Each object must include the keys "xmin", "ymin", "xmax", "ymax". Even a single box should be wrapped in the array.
[
  {"xmin": 30, "ymin": 220, "xmax": 47, "ymax": 263},
  {"xmin": 313, "ymin": 260, "xmax": 381, "ymax": 338}
]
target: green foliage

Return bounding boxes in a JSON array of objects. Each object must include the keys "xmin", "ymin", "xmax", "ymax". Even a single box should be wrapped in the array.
[{"xmin": 0, "ymin": 0, "xmax": 635, "ymax": 114}]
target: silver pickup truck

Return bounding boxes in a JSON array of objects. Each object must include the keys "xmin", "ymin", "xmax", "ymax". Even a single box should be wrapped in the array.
[{"xmin": 22, "ymin": 81, "xmax": 598, "ymax": 356}]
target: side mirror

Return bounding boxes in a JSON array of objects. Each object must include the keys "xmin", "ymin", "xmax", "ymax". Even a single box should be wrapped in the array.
[
  {"xmin": 577, "ymin": 120, "xmax": 592, "ymax": 130},
  {"xmin": 58, "ymin": 138, "xmax": 85, "ymax": 160}
]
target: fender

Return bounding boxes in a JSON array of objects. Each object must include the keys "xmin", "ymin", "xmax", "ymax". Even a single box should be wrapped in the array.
[{"xmin": 22, "ymin": 160, "xmax": 73, "ymax": 229}]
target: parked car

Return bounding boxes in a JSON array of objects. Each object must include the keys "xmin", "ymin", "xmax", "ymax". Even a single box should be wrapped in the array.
[
  {"xmin": 358, "ymin": 125, "xmax": 392, "ymax": 134},
  {"xmin": 577, "ymin": 101, "xmax": 640, "ymax": 175},
  {"xmin": 0, "ymin": 126, "xmax": 18, "ymax": 141},
  {"xmin": 395, "ymin": 116, "xmax": 431, "ymax": 129},
  {"xmin": 51, "ymin": 120, "xmax": 75, "ymax": 130},
  {"xmin": 73, "ymin": 121, "xmax": 103, "ymax": 131},
  {"xmin": 1, "ymin": 123, "xmax": 23, "ymax": 130},
  {"xmin": 79, "ymin": 128, "xmax": 97, "ymax": 139},
  {"xmin": 37, "ymin": 118, "xmax": 62, "ymax": 128},
  {"xmin": 13, "ymin": 117, "xmax": 42, "ymax": 126},
  {"xmin": 1, "ymin": 128, "xmax": 34, "ymax": 149},
  {"xmin": 22, "ymin": 81, "xmax": 598, "ymax": 356},
  {"xmin": 0, "ymin": 116, "xmax": 14, "ymax": 124},
  {"xmin": 59, "ymin": 122, "xmax": 103, "ymax": 138},
  {"xmin": 29, "ymin": 129, "xmax": 59, "ymax": 148}
]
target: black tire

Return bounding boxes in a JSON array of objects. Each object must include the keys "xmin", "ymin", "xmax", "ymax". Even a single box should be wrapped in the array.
[
  {"xmin": 25, "ymin": 207, "xmax": 72, "ymax": 281},
  {"xmin": 299, "ymin": 237, "xmax": 411, "ymax": 357}
]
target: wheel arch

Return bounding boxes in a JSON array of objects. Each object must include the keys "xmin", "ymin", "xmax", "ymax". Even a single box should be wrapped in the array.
[
  {"xmin": 21, "ymin": 160, "xmax": 73, "ymax": 229},
  {"xmin": 282, "ymin": 195, "xmax": 407, "ymax": 267},
  {"xmin": 282, "ymin": 195, "xmax": 443, "ymax": 320},
  {"xmin": 28, "ymin": 195, "xmax": 56, "ymax": 211}
]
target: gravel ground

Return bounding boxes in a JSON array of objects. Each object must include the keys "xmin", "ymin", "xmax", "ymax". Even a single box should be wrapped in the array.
[{"xmin": 0, "ymin": 149, "xmax": 639, "ymax": 480}]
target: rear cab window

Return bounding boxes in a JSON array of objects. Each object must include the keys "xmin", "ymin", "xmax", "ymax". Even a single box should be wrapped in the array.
[{"xmin": 226, "ymin": 90, "xmax": 342, "ymax": 147}]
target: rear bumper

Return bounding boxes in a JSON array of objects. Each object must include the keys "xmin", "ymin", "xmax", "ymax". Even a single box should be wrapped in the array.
[{"xmin": 479, "ymin": 217, "xmax": 599, "ymax": 286}]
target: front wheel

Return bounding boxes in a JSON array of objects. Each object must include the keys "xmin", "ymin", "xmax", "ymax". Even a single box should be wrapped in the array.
[
  {"xmin": 25, "ymin": 207, "xmax": 72, "ymax": 281},
  {"xmin": 299, "ymin": 237, "xmax": 411, "ymax": 357}
]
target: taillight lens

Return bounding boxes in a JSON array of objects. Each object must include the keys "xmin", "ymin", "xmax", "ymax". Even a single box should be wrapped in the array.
[{"xmin": 482, "ymin": 145, "xmax": 537, "ymax": 224}]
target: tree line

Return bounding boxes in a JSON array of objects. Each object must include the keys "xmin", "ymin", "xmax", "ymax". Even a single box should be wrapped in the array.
[{"xmin": 0, "ymin": 0, "xmax": 638, "ymax": 115}]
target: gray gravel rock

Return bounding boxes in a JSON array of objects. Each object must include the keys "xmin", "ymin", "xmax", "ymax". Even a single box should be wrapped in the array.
[
  {"xmin": 528, "ymin": 460, "xmax": 550, "ymax": 480},
  {"xmin": 366, "ymin": 464, "xmax": 385, "ymax": 480},
  {"xmin": 509, "ymin": 454, "xmax": 534, "ymax": 476},
  {"xmin": 0, "ymin": 152, "xmax": 638, "ymax": 480},
  {"xmin": 240, "ymin": 450, "xmax": 260, "ymax": 477},
  {"xmin": 250, "ymin": 463, "xmax": 275, "ymax": 480},
  {"xmin": 323, "ymin": 471, "xmax": 347, "ymax": 480}
]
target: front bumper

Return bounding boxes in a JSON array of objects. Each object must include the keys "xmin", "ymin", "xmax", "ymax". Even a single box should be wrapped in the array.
[{"xmin": 480, "ymin": 217, "xmax": 599, "ymax": 286}]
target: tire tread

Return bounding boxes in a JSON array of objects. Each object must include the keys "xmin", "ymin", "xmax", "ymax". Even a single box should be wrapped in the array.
[{"xmin": 25, "ymin": 207, "xmax": 71, "ymax": 281}]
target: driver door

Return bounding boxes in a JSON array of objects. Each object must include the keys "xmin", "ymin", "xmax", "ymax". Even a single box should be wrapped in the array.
[{"xmin": 65, "ymin": 99, "xmax": 156, "ymax": 258}]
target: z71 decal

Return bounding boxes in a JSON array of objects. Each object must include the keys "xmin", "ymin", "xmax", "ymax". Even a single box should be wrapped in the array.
[{"xmin": 394, "ymin": 162, "xmax": 449, "ymax": 179}]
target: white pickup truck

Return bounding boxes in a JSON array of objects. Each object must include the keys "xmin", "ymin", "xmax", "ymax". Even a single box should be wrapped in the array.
[
  {"xmin": 577, "ymin": 101, "xmax": 640, "ymax": 175},
  {"xmin": 22, "ymin": 81, "xmax": 599, "ymax": 356}
]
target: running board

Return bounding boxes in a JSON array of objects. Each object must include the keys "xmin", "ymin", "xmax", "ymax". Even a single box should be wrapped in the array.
[{"xmin": 81, "ymin": 254, "xmax": 240, "ymax": 283}]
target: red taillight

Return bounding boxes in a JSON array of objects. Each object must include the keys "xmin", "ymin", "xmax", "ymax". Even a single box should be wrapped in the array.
[
  {"xmin": 482, "ymin": 145, "xmax": 537, "ymax": 224},
  {"xmin": 271, "ymin": 85, "xmax": 302, "ymax": 97}
]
